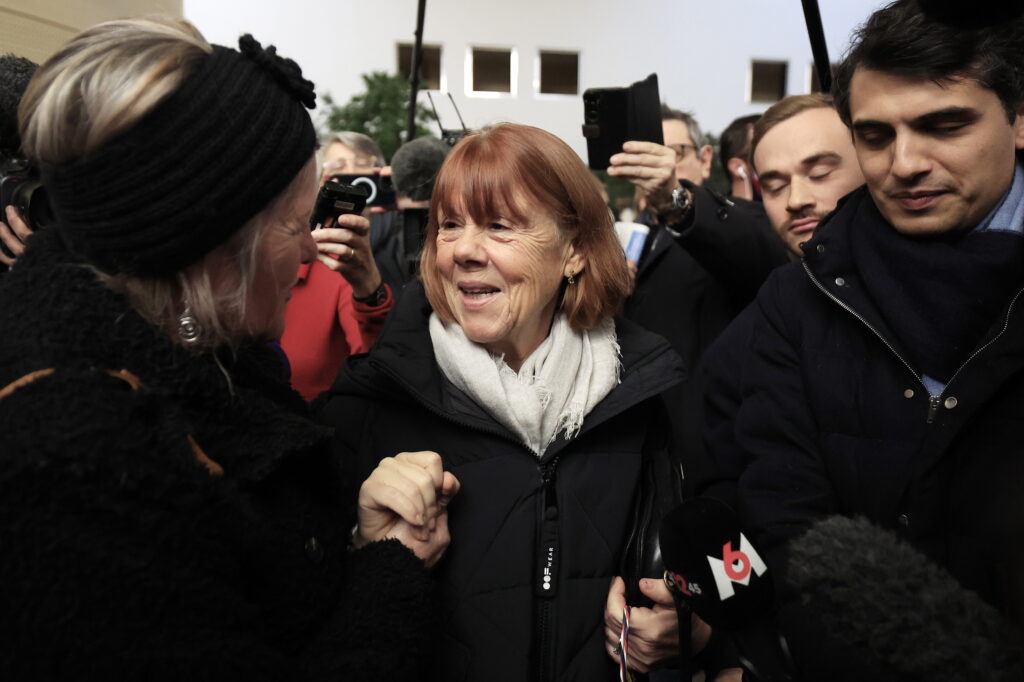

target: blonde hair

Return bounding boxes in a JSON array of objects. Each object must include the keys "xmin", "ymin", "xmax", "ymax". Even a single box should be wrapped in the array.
[{"xmin": 19, "ymin": 17, "xmax": 212, "ymax": 164}]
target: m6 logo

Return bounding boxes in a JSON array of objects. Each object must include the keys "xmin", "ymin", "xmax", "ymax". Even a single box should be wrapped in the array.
[{"xmin": 706, "ymin": 534, "xmax": 767, "ymax": 600}]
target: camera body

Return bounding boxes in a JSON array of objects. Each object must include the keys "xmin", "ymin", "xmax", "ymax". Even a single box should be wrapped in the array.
[
  {"xmin": 310, "ymin": 181, "xmax": 369, "ymax": 230},
  {"xmin": 581, "ymin": 73, "xmax": 664, "ymax": 170},
  {"xmin": 328, "ymin": 173, "xmax": 396, "ymax": 209},
  {"xmin": 0, "ymin": 157, "xmax": 52, "ymax": 231}
]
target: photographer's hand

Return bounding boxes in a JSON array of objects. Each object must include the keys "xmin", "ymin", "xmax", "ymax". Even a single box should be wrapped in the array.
[
  {"xmin": 313, "ymin": 213, "xmax": 384, "ymax": 299},
  {"xmin": 607, "ymin": 141, "xmax": 678, "ymax": 214},
  {"xmin": 0, "ymin": 205, "xmax": 32, "ymax": 267}
]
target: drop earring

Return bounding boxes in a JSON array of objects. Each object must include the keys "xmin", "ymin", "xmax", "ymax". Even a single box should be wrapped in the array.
[{"xmin": 178, "ymin": 306, "xmax": 201, "ymax": 344}]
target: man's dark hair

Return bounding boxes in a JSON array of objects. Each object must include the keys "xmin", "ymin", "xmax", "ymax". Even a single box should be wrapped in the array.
[
  {"xmin": 832, "ymin": 0, "xmax": 1024, "ymax": 127},
  {"xmin": 0, "ymin": 54, "xmax": 38, "ymax": 159},
  {"xmin": 719, "ymin": 114, "xmax": 760, "ymax": 168},
  {"xmin": 660, "ymin": 104, "xmax": 708, "ymax": 149},
  {"xmin": 391, "ymin": 136, "xmax": 449, "ymax": 202}
]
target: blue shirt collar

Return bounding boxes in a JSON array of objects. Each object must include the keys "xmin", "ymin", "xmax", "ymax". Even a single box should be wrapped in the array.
[{"xmin": 975, "ymin": 161, "xmax": 1024, "ymax": 234}]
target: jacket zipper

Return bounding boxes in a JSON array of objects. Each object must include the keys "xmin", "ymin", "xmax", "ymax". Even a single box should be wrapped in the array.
[
  {"xmin": 536, "ymin": 457, "xmax": 560, "ymax": 682},
  {"xmin": 803, "ymin": 262, "xmax": 1024, "ymax": 423},
  {"xmin": 371, "ymin": 359, "xmax": 563, "ymax": 681}
]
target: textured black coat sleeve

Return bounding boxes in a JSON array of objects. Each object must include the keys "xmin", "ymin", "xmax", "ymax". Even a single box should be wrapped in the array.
[
  {"xmin": 0, "ymin": 374, "xmax": 437, "ymax": 682},
  {"xmin": 671, "ymin": 182, "xmax": 790, "ymax": 309}
]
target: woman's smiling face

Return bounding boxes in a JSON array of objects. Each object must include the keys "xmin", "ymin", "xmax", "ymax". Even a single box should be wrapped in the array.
[{"xmin": 434, "ymin": 197, "xmax": 583, "ymax": 369}]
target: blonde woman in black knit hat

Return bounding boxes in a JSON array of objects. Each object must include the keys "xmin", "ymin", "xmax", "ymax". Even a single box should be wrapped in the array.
[{"xmin": 0, "ymin": 17, "xmax": 457, "ymax": 680}]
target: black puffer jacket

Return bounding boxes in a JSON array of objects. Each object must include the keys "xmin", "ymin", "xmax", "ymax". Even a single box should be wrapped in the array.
[
  {"xmin": 0, "ymin": 228, "xmax": 437, "ymax": 681},
  {"xmin": 714, "ymin": 188, "xmax": 1024, "ymax": 676},
  {"xmin": 319, "ymin": 283, "xmax": 685, "ymax": 681}
]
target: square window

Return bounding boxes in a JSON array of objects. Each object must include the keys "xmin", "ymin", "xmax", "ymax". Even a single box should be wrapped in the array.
[
  {"xmin": 750, "ymin": 60, "xmax": 787, "ymax": 103},
  {"xmin": 539, "ymin": 51, "xmax": 578, "ymax": 95},
  {"xmin": 397, "ymin": 43, "xmax": 441, "ymax": 90},
  {"xmin": 472, "ymin": 48, "xmax": 512, "ymax": 93}
]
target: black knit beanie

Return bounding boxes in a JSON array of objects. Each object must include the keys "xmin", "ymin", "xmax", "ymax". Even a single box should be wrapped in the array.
[{"xmin": 41, "ymin": 35, "xmax": 317, "ymax": 276}]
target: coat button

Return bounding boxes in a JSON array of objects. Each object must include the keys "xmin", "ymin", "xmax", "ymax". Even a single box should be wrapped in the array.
[
  {"xmin": 897, "ymin": 513, "xmax": 910, "ymax": 528},
  {"xmin": 944, "ymin": 396, "xmax": 958, "ymax": 409},
  {"xmin": 903, "ymin": 389, "xmax": 914, "ymax": 399},
  {"xmin": 835, "ymin": 277, "xmax": 846, "ymax": 287},
  {"xmin": 305, "ymin": 536, "xmax": 324, "ymax": 563},
  {"xmin": 816, "ymin": 244, "xmax": 825, "ymax": 253}
]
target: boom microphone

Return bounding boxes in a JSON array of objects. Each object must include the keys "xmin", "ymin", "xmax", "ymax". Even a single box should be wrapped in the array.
[{"xmin": 788, "ymin": 516, "xmax": 1024, "ymax": 681}]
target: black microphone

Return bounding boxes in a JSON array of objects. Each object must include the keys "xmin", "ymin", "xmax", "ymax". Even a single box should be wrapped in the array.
[
  {"xmin": 788, "ymin": 515, "xmax": 1024, "ymax": 681},
  {"xmin": 660, "ymin": 498, "xmax": 794, "ymax": 680},
  {"xmin": 660, "ymin": 497, "xmax": 774, "ymax": 629}
]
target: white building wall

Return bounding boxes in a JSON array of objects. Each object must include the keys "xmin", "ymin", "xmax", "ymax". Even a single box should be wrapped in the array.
[{"xmin": 183, "ymin": 0, "xmax": 885, "ymax": 159}]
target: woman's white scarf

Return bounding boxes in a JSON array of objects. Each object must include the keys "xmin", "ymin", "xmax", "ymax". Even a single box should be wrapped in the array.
[{"xmin": 429, "ymin": 312, "xmax": 621, "ymax": 457}]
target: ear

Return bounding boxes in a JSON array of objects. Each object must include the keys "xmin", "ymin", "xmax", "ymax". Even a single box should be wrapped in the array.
[
  {"xmin": 726, "ymin": 157, "xmax": 746, "ymax": 180},
  {"xmin": 564, "ymin": 240, "xmax": 587, "ymax": 279},
  {"xmin": 699, "ymin": 144, "xmax": 714, "ymax": 180},
  {"xmin": 1014, "ymin": 102, "xmax": 1024, "ymax": 151}
]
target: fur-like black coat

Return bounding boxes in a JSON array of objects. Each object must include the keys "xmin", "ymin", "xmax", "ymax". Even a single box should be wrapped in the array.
[{"xmin": 0, "ymin": 228, "xmax": 437, "ymax": 681}]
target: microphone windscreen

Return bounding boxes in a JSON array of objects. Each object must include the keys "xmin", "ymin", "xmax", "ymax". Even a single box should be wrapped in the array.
[
  {"xmin": 0, "ymin": 54, "xmax": 37, "ymax": 159},
  {"xmin": 788, "ymin": 515, "xmax": 1023, "ymax": 681},
  {"xmin": 659, "ymin": 497, "xmax": 774, "ymax": 629}
]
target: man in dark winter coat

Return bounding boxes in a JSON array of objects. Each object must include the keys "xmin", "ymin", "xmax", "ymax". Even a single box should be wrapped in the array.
[
  {"xmin": 706, "ymin": 1, "xmax": 1024, "ymax": 677},
  {"xmin": 699, "ymin": 93, "xmax": 865, "ymax": 506},
  {"xmin": 608, "ymin": 107, "xmax": 789, "ymax": 494}
]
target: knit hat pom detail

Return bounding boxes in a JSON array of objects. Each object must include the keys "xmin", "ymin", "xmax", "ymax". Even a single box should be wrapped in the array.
[{"xmin": 238, "ymin": 34, "xmax": 316, "ymax": 109}]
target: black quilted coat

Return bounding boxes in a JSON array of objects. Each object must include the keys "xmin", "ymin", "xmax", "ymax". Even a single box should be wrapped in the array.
[{"xmin": 319, "ymin": 283, "xmax": 686, "ymax": 682}]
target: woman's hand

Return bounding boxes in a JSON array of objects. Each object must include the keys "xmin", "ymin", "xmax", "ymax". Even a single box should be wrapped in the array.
[
  {"xmin": 356, "ymin": 451, "xmax": 460, "ymax": 568},
  {"xmin": 0, "ymin": 205, "xmax": 32, "ymax": 267},
  {"xmin": 313, "ymin": 213, "xmax": 383, "ymax": 299},
  {"xmin": 603, "ymin": 575, "xmax": 712, "ymax": 673}
]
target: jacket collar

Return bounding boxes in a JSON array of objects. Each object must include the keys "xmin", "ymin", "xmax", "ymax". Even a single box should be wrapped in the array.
[
  {"xmin": 332, "ymin": 281, "xmax": 685, "ymax": 454},
  {"xmin": 798, "ymin": 187, "xmax": 916, "ymax": 363}
]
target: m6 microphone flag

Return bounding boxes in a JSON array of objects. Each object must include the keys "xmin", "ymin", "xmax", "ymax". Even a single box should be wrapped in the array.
[{"xmin": 659, "ymin": 497, "xmax": 774, "ymax": 630}]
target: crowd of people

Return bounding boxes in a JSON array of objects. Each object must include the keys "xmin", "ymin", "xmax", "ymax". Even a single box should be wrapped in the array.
[{"xmin": 1, "ymin": 0, "xmax": 1022, "ymax": 680}]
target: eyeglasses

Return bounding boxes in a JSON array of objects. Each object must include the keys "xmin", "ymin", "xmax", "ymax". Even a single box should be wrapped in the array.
[
  {"xmin": 667, "ymin": 143, "xmax": 697, "ymax": 161},
  {"xmin": 322, "ymin": 156, "xmax": 375, "ymax": 174}
]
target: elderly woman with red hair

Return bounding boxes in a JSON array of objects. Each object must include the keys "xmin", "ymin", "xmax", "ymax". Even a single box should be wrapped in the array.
[{"xmin": 322, "ymin": 123, "xmax": 694, "ymax": 679}]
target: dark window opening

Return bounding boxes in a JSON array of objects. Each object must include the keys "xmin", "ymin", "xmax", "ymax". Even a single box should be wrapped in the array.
[
  {"xmin": 472, "ymin": 48, "xmax": 511, "ymax": 93},
  {"xmin": 397, "ymin": 43, "xmax": 441, "ymax": 90},
  {"xmin": 539, "ymin": 51, "xmax": 578, "ymax": 95},
  {"xmin": 750, "ymin": 60, "xmax": 787, "ymax": 103}
]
